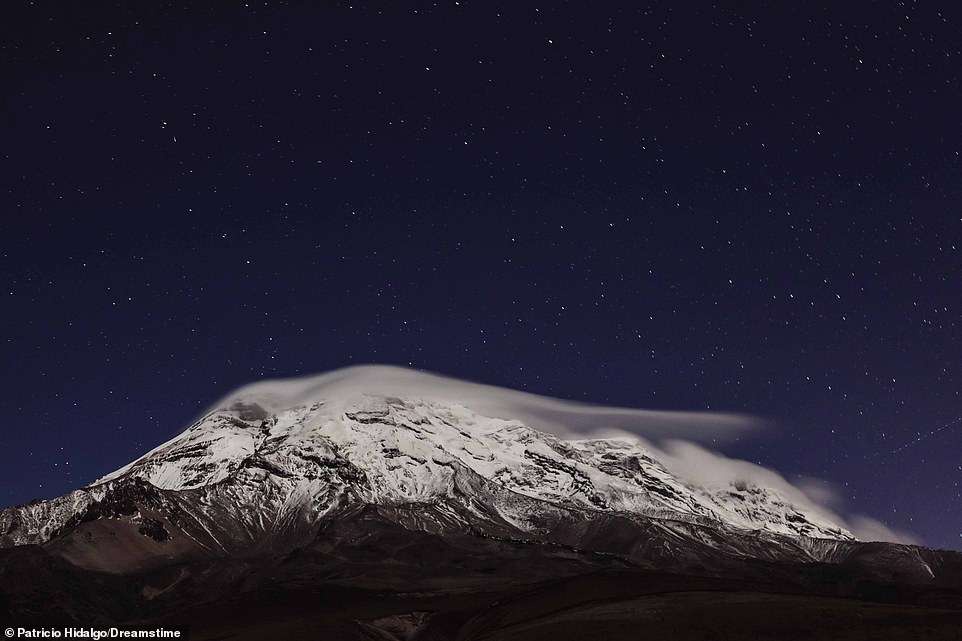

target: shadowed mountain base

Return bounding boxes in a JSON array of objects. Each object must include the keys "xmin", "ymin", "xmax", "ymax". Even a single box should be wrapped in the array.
[{"xmin": 3, "ymin": 506, "xmax": 962, "ymax": 640}]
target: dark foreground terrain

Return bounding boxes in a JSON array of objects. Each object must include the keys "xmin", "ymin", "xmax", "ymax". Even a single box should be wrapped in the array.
[{"xmin": 3, "ymin": 504, "xmax": 962, "ymax": 640}]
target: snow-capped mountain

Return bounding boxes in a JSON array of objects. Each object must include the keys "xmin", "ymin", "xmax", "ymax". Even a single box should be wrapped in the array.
[
  {"xmin": 1, "ymin": 367, "xmax": 852, "ymax": 563},
  {"xmin": 99, "ymin": 395, "xmax": 849, "ymax": 539},
  {"xmin": 4, "ymin": 367, "xmax": 962, "ymax": 638}
]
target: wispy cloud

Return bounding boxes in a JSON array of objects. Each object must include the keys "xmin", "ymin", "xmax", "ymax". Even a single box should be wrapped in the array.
[{"xmin": 220, "ymin": 364, "xmax": 916, "ymax": 545}]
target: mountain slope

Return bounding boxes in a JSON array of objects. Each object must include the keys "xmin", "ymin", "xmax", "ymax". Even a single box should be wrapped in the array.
[{"xmin": 3, "ymin": 388, "xmax": 850, "ymax": 559}]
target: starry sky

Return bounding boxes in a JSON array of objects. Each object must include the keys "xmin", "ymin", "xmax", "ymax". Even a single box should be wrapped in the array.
[{"xmin": 2, "ymin": 2, "xmax": 961, "ymax": 549}]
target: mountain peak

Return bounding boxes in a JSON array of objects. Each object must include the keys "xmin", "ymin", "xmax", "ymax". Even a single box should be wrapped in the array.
[
  {"xmin": 1, "ymin": 370, "xmax": 857, "ymax": 576},
  {"xmin": 76, "ymin": 390, "xmax": 851, "ymax": 544}
]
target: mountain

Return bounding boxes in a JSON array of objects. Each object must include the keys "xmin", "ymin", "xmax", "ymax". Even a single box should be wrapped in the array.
[{"xmin": 2, "ymin": 366, "xmax": 961, "ymax": 639}]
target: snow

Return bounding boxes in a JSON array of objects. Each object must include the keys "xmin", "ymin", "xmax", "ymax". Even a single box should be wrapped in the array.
[
  {"xmin": 88, "ymin": 391, "xmax": 852, "ymax": 541},
  {"xmin": 2, "ymin": 368, "xmax": 856, "ymax": 548}
]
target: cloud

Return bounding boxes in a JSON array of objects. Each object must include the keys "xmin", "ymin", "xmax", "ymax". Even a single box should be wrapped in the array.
[
  {"xmin": 218, "ymin": 364, "xmax": 916, "ymax": 545},
  {"xmin": 846, "ymin": 516, "xmax": 918, "ymax": 545},
  {"xmin": 223, "ymin": 364, "xmax": 762, "ymax": 442},
  {"xmin": 795, "ymin": 476, "xmax": 845, "ymax": 511},
  {"xmin": 641, "ymin": 440, "xmax": 916, "ymax": 544}
]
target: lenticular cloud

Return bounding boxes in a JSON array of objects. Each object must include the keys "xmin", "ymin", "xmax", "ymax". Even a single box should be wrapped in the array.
[{"xmin": 213, "ymin": 364, "xmax": 914, "ymax": 544}]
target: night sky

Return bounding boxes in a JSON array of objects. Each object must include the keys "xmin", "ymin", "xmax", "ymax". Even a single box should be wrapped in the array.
[{"xmin": 3, "ymin": 2, "xmax": 961, "ymax": 549}]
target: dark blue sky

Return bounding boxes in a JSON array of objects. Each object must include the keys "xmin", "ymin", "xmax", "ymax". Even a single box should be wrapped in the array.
[{"xmin": 2, "ymin": 2, "xmax": 961, "ymax": 549}]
